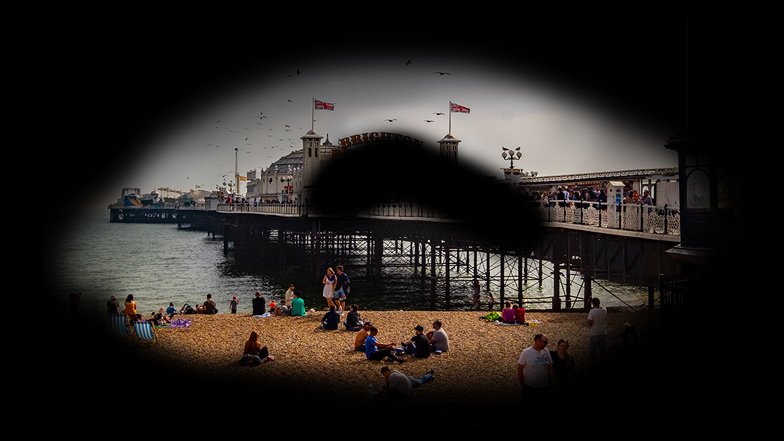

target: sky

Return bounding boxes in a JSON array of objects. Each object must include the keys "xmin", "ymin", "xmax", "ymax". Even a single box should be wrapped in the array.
[{"xmin": 43, "ymin": 6, "xmax": 705, "ymax": 211}]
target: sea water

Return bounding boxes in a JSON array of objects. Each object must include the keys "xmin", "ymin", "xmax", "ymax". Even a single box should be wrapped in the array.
[{"xmin": 44, "ymin": 208, "xmax": 650, "ymax": 318}]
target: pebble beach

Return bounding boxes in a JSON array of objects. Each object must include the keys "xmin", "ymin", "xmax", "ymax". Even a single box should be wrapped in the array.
[{"xmin": 49, "ymin": 305, "xmax": 700, "ymax": 428}]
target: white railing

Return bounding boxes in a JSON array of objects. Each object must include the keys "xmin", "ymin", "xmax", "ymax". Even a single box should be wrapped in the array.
[
  {"xmin": 217, "ymin": 201, "xmax": 680, "ymax": 236},
  {"xmin": 534, "ymin": 201, "xmax": 680, "ymax": 236}
]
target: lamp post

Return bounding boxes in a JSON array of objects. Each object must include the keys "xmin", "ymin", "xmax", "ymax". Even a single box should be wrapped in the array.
[
  {"xmin": 501, "ymin": 146, "xmax": 522, "ymax": 168},
  {"xmin": 501, "ymin": 147, "xmax": 523, "ymax": 186}
]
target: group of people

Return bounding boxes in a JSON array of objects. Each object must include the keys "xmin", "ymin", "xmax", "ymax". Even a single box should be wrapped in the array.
[
  {"xmin": 351, "ymin": 319, "xmax": 450, "ymax": 362},
  {"xmin": 516, "ymin": 297, "xmax": 615, "ymax": 401}
]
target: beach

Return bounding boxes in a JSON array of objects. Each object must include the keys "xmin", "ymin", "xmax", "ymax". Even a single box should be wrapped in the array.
[{"xmin": 50, "ymin": 306, "xmax": 698, "ymax": 428}]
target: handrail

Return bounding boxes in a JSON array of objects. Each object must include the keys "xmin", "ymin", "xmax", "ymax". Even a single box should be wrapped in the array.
[{"xmin": 217, "ymin": 200, "xmax": 680, "ymax": 236}]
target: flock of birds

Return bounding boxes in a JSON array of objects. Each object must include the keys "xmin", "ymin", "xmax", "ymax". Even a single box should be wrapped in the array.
[{"xmin": 198, "ymin": 58, "xmax": 463, "ymax": 187}]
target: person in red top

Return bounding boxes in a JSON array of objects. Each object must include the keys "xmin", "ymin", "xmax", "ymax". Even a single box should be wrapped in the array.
[{"xmin": 514, "ymin": 304, "xmax": 526, "ymax": 324}]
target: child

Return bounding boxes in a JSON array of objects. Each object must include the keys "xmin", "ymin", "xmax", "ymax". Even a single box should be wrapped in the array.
[
  {"xmin": 269, "ymin": 300, "xmax": 276, "ymax": 315},
  {"xmin": 230, "ymin": 295, "xmax": 239, "ymax": 314}
]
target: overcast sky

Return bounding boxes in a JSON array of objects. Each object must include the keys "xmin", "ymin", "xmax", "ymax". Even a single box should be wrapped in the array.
[{"xmin": 44, "ymin": 6, "xmax": 710, "ymax": 210}]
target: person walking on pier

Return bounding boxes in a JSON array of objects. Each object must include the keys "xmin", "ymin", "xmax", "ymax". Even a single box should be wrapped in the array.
[{"xmin": 322, "ymin": 268, "xmax": 336, "ymax": 309}]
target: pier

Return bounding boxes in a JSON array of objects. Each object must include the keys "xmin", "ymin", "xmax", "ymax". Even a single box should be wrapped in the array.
[{"xmin": 214, "ymin": 198, "xmax": 680, "ymax": 312}]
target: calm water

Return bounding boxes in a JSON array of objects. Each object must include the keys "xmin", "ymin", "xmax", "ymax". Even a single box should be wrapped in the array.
[{"xmin": 44, "ymin": 208, "xmax": 650, "ymax": 318}]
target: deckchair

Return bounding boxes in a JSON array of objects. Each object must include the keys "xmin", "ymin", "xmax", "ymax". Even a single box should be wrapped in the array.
[
  {"xmin": 109, "ymin": 314, "xmax": 132, "ymax": 341},
  {"xmin": 133, "ymin": 320, "xmax": 158, "ymax": 345}
]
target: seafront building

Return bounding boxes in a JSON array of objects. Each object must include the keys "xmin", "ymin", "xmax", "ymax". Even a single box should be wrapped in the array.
[{"xmin": 242, "ymin": 128, "xmax": 678, "ymax": 208}]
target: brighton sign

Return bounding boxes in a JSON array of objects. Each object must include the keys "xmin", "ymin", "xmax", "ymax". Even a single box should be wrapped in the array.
[{"xmin": 338, "ymin": 132, "xmax": 425, "ymax": 149}]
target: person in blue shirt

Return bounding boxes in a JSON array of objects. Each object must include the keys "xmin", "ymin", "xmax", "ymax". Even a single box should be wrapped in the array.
[
  {"xmin": 321, "ymin": 305, "xmax": 341, "ymax": 330},
  {"xmin": 365, "ymin": 326, "xmax": 404, "ymax": 363}
]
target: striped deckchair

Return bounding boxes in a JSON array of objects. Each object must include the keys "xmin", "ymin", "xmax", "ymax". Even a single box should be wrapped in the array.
[
  {"xmin": 110, "ymin": 314, "xmax": 132, "ymax": 341},
  {"xmin": 133, "ymin": 320, "xmax": 158, "ymax": 345}
]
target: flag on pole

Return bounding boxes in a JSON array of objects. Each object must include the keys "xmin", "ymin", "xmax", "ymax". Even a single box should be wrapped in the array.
[
  {"xmin": 450, "ymin": 101, "xmax": 470, "ymax": 114},
  {"xmin": 314, "ymin": 99, "xmax": 335, "ymax": 110}
]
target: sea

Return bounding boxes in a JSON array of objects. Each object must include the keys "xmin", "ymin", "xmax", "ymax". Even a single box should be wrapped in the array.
[{"xmin": 44, "ymin": 208, "xmax": 651, "ymax": 318}]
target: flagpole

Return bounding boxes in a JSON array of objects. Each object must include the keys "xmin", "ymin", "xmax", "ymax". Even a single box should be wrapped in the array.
[
  {"xmin": 312, "ymin": 97, "xmax": 315, "ymax": 132},
  {"xmin": 448, "ymin": 101, "xmax": 452, "ymax": 134}
]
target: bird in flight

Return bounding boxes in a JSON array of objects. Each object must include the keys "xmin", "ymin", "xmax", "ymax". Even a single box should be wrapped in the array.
[
  {"xmin": 433, "ymin": 112, "xmax": 445, "ymax": 115},
  {"xmin": 384, "ymin": 119, "xmax": 397, "ymax": 122},
  {"xmin": 433, "ymin": 71, "xmax": 452, "ymax": 75},
  {"xmin": 424, "ymin": 120, "xmax": 434, "ymax": 123},
  {"xmin": 406, "ymin": 59, "xmax": 412, "ymax": 65}
]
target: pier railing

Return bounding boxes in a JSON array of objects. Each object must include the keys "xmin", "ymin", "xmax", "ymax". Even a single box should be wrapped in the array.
[{"xmin": 218, "ymin": 200, "xmax": 680, "ymax": 236}]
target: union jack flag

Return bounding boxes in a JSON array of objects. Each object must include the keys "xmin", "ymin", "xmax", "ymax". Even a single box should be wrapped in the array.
[
  {"xmin": 450, "ymin": 101, "xmax": 470, "ymax": 114},
  {"xmin": 314, "ymin": 99, "xmax": 335, "ymax": 111}
]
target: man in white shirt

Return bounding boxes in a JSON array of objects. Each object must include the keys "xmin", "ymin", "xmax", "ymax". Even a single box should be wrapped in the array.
[
  {"xmin": 427, "ymin": 319, "xmax": 450, "ymax": 353},
  {"xmin": 588, "ymin": 297, "xmax": 608, "ymax": 368},
  {"xmin": 517, "ymin": 334, "xmax": 557, "ymax": 401}
]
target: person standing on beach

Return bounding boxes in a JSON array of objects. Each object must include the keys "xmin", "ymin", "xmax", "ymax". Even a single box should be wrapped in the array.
[
  {"xmin": 472, "ymin": 279, "xmax": 481, "ymax": 309},
  {"xmin": 230, "ymin": 295, "xmax": 239, "ymax": 314},
  {"xmin": 587, "ymin": 297, "xmax": 607, "ymax": 368},
  {"xmin": 517, "ymin": 333, "xmax": 557, "ymax": 401},
  {"xmin": 322, "ymin": 268, "xmax": 336, "ymax": 309},
  {"xmin": 334, "ymin": 265, "xmax": 350, "ymax": 313},
  {"xmin": 291, "ymin": 291, "xmax": 306, "ymax": 317}
]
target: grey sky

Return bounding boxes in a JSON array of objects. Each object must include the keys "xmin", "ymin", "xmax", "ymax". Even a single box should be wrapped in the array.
[{"xmin": 44, "ymin": 7, "xmax": 693, "ymax": 209}]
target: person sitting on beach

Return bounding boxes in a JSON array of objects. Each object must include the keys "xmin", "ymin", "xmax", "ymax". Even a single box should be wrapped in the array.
[
  {"xmin": 514, "ymin": 304, "xmax": 526, "ymax": 324},
  {"xmin": 166, "ymin": 302, "xmax": 177, "ymax": 318},
  {"xmin": 239, "ymin": 331, "xmax": 274, "ymax": 366},
  {"xmin": 427, "ymin": 320, "xmax": 450, "ymax": 353},
  {"xmin": 354, "ymin": 322, "xmax": 372, "ymax": 352},
  {"xmin": 344, "ymin": 304, "xmax": 364, "ymax": 331},
  {"xmin": 107, "ymin": 295, "xmax": 120, "ymax": 315},
  {"xmin": 290, "ymin": 291, "xmax": 306, "ymax": 317},
  {"xmin": 321, "ymin": 305, "xmax": 341, "ymax": 330},
  {"xmin": 501, "ymin": 301, "xmax": 515, "ymax": 324},
  {"xmin": 252, "ymin": 291, "xmax": 266, "ymax": 316},
  {"xmin": 279, "ymin": 300, "xmax": 290, "ymax": 316},
  {"xmin": 365, "ymin": 326, "xmax": 404, "ymax": 363},
  {"xmin": 284, "ymin": 284, "xmax": 295, "ymax": 308},
  {"xmin": 197, "ymin": 294, "xmax": 218, "ymax": 314},
  {"xmin": 122, "ymin": 295, "xmax": 141, "ymax": 322},
  {"xmin": 403, "ymin": 325, "xmax": 431, "ymax": 358}
]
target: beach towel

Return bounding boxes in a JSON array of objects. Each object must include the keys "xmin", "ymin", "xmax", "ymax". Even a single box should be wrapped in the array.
[{"xmin": 169, "ymin": 318, "xmax": 192, "ymax": 328}]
